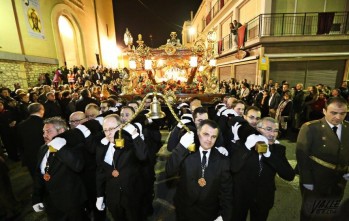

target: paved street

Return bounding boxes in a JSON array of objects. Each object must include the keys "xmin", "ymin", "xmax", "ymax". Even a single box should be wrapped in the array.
[{"xmin": 4, "ymin": 130, "xmax": 349, "ymax": 220}]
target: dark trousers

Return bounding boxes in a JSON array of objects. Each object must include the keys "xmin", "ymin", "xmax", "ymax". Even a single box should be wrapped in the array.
[
  {"xmin": 233, "ymin": 202, "xmax": 270, "ymax": 221},
  {"xmin": 46, "ymin": 203, "xmax": 87, "ymax": 221},
  {"xmin": 109, "ymin": 196, "xmax": 140, "ymax": 221}
]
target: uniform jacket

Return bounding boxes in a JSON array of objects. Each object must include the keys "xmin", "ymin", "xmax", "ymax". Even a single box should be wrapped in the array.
[{"xmin": 296, "ymin": 118, "xmax": 349, "ymax": 195}]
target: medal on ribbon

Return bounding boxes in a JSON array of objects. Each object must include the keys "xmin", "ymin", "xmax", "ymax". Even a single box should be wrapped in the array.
[{"xmin": 112, "ymin": 169, "xmax": 119, "ymax": 177}]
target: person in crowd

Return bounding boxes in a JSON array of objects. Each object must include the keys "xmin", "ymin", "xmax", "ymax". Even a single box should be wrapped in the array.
[
  {"xmin": 240, "ymin": 83, "xmax": 251, "ymax": 105},
  {"xmin": 229, "ymin": 106, "xmax": 262, "ymax": 144},
  {"xmin": 339, "ymin": 81, "xmax": 349, "ymax": 101},
  {"xmin": 258, "ymin": 90, "xmax": 270, "ymax": 118},
  {"xmin": 95, "ymin": 114, "xmax": 147, "ymax": 221},
  {"xmin": 37, "ymin": 85, "xmax": 51, "ymax": 104},
  {"xmin": 0, "ymin": 100, "xmax": 19, "ymax": 161},
  {"xmin": 43, "ymin": 91, "xmax": 62, "ymax": 119},
  {"xmin": 292, "ymin": 83, "xmax": 305, "ymax": 130},
  {"xmin": 309, "ymin": 91, "xmax": 327, "ymax": 120},
  {"xmin": 275, "ymin": 91, "xmax": 293, "ymax": 139},
  {"xmin": 304, "ymin": 86, "xmax": 318, "ymax": 122},
  {"xmin": 29, "ymin": 91, "xmax": 39, "ymax": 103},
  {"xmin": 17, "ymin": 103, "xmax": 45, "ymax": 178},
  {"xmin": 85, "ymin": 103, "xmax": 100, "ymax": 121},
  {"xmin": 231, "ymin": 117, "xmax": 295, "ymax": 221},
  {"xmin": 296, "ymin": 97, "xmax": 349, "ymax": 221},
  {"xmin": 32, "ymin": 117, "xmax": 87, "ymax": 220},
  {"xmin": 17, "ymin": 92, "xmax": 30, "ymax": 121},
  {"xmin": 268, "ymin": 87, "xmax": 281, "ymax": 118},
  {"xmin": 52, "ymin": 69, "xmax": 62, "ymax": 89},
  {"xmin": 69, "ymin": 111, "xmax": 88, "ymax": 129},
  {"xmin": 75, "ymin": 89, "xmax": 100, "ymax": 112}
]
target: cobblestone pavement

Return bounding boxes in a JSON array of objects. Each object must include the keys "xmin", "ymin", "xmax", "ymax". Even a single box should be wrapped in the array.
[{"xmin": 4, "ymin": 131, "xmax": 349, "ymax": 221}]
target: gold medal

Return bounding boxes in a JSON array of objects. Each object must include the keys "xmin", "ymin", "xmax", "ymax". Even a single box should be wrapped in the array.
[
  {"xmin": 43, "ymin": 173, "xmax": 51, "ymax": 181},
  {"xmin": 198, "ymin": 177, "xmax": 206, "ymax": 187},
  {"xmin": 112, "ymin": 169, "xmax": 119, "ymax": 177}
]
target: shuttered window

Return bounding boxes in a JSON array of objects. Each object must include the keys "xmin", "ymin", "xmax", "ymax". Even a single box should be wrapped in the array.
[
  {"xmin": 235, "ymin": 63, "xmax": 257, "ymax": 84},
  {"xmin": 270, "ymin": 60, "xmax": 345, "ymax": 88}
]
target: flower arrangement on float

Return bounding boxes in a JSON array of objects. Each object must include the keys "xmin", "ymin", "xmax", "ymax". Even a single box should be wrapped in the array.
[{"xmin": 134, "ymin": 79, "xmax": 201, "ymax": 94}]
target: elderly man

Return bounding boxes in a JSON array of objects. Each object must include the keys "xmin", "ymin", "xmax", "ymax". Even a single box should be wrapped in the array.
[
  {"xmin": 95, "ymin": 114, "xmax": 147, "ymax": 221},
  {"xmin": 32, "ymin": 117, "xmax": 87, "ymax": 220},
  {"xmin": 166, "ymin": 119, "xmax": 233, "ymax": 220},
  {"xmin": 231, "ymin": 117, "xmax": 295, "ymax": 221},
  {"xmin": 296, "ymin": 97, "xmax": 349, "ymax": 220}
]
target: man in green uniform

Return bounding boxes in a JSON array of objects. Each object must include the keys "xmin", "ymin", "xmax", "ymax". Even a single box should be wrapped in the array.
[{"xmin": 296, "ymin": 97, "xmax": 349, "ymax": 220}]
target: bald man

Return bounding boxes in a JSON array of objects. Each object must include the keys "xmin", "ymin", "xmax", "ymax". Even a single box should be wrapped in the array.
[{"xmin": 69, "ymin": 111, "xmax": 88, "ymax": 129}]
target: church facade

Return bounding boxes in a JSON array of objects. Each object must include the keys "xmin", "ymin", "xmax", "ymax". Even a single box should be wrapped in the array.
[{"xmin": 0, "ymin": 0, "xmax": 117, "ymax": 89}]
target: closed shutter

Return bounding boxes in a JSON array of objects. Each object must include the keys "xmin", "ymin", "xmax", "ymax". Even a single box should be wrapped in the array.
[
  {"xmin": 270, "ymin": 61, "xmax": 306, "ymax": 87},
  {"xmin": 306, "ymin": 60, "xmax": 345, "ymax": 88},
  {"xmin": 270, "ymin": 60, "xmax": 345, "ymax": 88},
  {"xmin": 219, "ymin": 66, "xmax": 231, "ymax": 81},
  {"xmin": 235, "ymin": 63, "xmax": 257, "ymax": 84}
]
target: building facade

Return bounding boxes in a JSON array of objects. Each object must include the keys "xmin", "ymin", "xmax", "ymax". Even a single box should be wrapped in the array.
[
  {"xmin": 182, "ymin": 0, "xmax": 349, "ymax": 88},
  {"xmin": 0, "ymin": 0, "xmax": 117, "ymax": 89}
]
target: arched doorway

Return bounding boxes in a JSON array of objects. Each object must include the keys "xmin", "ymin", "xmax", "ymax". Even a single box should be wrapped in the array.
[{"xmin": 58, "ymin": 16, "xmax": 78, "ymax": 68}]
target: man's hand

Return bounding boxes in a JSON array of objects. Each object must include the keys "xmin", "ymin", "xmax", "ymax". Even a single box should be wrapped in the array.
[
  {"xmin": 177, "ymin": 119, "xmax": 191, "ymax": 129},
  {"xmin": 303, "ymin": 184, "xmax": 314, "ymax": 191},
  {"xmin": 123, "ymin": 124, "xmax": 139, "ymax": 139},
  {"xmin": 214, "ymin": 216, "xmax": 223, "ymax": 221},
  {"xmin": 231, "ymin": 122, "xmax": 241, "ymax": 141},
  {"xmin": 33, "ymin": 203, "xmax": 44, "ymax": 212},
  {"xmin": 96, "ymin": 197, "xmax": 105, "ymax": 211},
  {"xmin": 216, "ymin": 147, "xmax": 228, "ymax": 156},
  {"xmin": 48, "ymin": 137, "xmax": 66, "ymax": 152},
  {"xmin": 180, "ymin": 131, "xmax": 194, "ymax": 149},
  {"xmin": 245, "ymin": 134, "xmax": 268, "ymax": 150}
]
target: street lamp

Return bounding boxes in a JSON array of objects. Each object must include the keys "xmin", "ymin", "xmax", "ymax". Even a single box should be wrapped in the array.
[{"xmin": 124, "ymin": 28, "xmax": 133, "ymax": 49}]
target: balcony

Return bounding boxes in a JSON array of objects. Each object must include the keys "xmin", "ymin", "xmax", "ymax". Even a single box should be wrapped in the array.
[
  {"xmin": 205, "ymin": 0, "xmax": 229, "ymax": 28},
  {"xmin": 218, "ymin": 11, "xmax": 349, "ymax": 54}
]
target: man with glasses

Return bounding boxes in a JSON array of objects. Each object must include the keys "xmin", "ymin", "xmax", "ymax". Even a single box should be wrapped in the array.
[
  {"xmin": 69, "ymin": 111, "xmax": 87, "ymax": 129},
  {"xmin": 231, "ymin": 117, "xmax": 295, "ymax": 221},
  {"xmin": 95, "ymin": 114, "xmax": 147, "ymax": 221}
]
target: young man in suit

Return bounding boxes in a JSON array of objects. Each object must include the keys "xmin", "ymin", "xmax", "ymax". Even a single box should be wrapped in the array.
[
  {"xmin": 296, "ymin": 97, "xmax": 349, "ymax": 220},
  {"xmin": 231, "ymin": 117, "xmax": 295, "ymax": 221},
  {"xmin": 166, "ymin": 119, "xmax": 233, "ymax": 221}
]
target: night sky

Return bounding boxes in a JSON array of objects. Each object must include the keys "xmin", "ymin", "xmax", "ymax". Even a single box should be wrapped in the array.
[{"xmin": 113, "ymin": 0, "xmax": 202, "ymax": 48}]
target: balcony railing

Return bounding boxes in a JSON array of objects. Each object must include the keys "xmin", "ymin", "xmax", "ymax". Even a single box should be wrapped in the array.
[{"xmin": 218, "ymin": 11, "xmax": 349, "ymax": 54}]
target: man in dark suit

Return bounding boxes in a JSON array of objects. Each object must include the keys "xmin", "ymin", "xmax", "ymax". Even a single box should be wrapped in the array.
[
  {"xmin": 231, "ymin": 117, "xmax": 295, "ymax": 221},
  {"xmin": 32, "ymin": 117, "xmax": 87, "ymax": 220},
  {"xmin": 75, "ymin": 89, "xmax": 100, "ymax": 112},
  {"xmin": 166, "ymin": 119, "xmax": 233, "ymax": 221},
  {"xmin": 296, "ymin": 97, "xmax": 349, "ymax": 220},
  {"xmin": 268, "ymin": 87, "xmax": 281, "ymax": 118},
  {"xmin": 95, "ymin": 114, "xmax": 148, "ymax": 221},
  {"xmin": 17, "ymin": 103, "xmax": 45, "ymax": 178}
]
